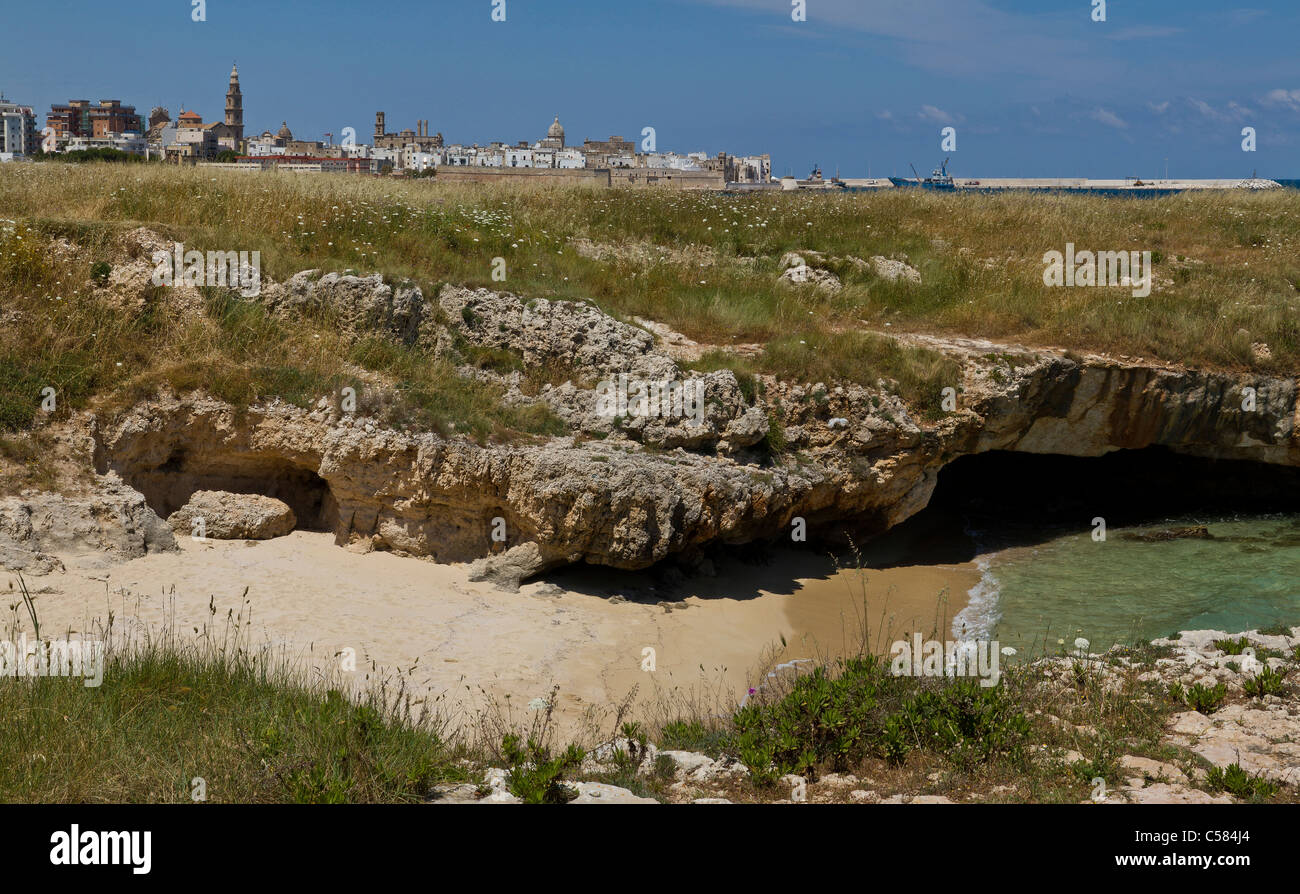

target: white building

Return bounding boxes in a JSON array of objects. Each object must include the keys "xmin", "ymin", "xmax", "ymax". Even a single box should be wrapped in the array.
[
  {"xmin": 245, "ymin": 137, "xmax": 287, "ymax": 157},
  {"xmin": 0, "ymin": 98, "xmax": 39, "ymax": 157},
  {"xmin": 65, "ymin": 132, "xmax": 147, "ymax": 156},
  {"xmin": 407, "ymin": 150, "xmax": 436, "ymax": 172},
  {"xmin": 504, "ymin": 146, "xmax": 534, "ymax": 167},
  {"xmin": 555, "ymin": 148, "xmax": 585, "ymax": 169},
  {"xmin": 733, "ymin": 154, "xmax": 772, "ymax": 183},
  {"xmin": 371, "ymin": 147, "xmax": 401, "ymax": 169},
  {"xmin": 646, "ymin": 152, "xmax": 705, "ymax": 171}
]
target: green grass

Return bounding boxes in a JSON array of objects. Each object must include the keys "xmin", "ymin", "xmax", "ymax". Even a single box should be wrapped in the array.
[
  {"xmin": 5, "ymin": 164, "xmax": 1296, "ymax": 438},
  {"xmin": 0, "ymin": 610, "xmax": 461, "ymax": 803},
  {"xmin": 728, "ymin": 654, "xmax": 1030, "ymax": 785},
  {"xmin": 0, "ymin": 218, "xmax": 562, "ymax": 447}
]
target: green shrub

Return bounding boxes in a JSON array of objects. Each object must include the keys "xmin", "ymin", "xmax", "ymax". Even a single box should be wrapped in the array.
[
  {"xmin": 762, "ymin": 409, "xmax": 787, "ymax": 454},
  {"xmin": 892, "ymin": 678, "xmax": 1031, "ymax": 770},
  {"xmin": 1213, "ymin": 638, "xmax": 1248, "ymax": 655},
  {"xmin": 1069, "ymin": 734, "xmax": 1122, "ymax": 787},
  {"xmin": 501, "ymin": 733, "xmax": 584, "ymax": 804},
  {"xmin": 730, "ymin": 654, "xmax": 1028, "ymax": 782},
  {"xmin": 1184, "ymin": 682, "xmax": 1227, "ymax": 715},
  {"xmin": 732, "ymin": 657, "xmax": 886, "ymax": 781},
  {"xmin": 1243, "ymin": 666, "xmax": 1285, "ymax": 699},
  {"xmin": 659, "ymin": 718, "xmax": 729, "ymax": 754},
  {"xmin": 1205, "ymin": 762, "xmax": 1279, "ymax": 800}
]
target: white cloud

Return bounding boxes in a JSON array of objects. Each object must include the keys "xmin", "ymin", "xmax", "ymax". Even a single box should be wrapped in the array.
[
  {"xmin": 1147, "ymin": 101, "xmax": 1170, "ymax": 115},
  {"xmin": 1262, "ymin": 89, "xmax": 1300, "ymax": 111},
  {"xmin": 1108, "ymin": 26, "xmax": 1184, "ymax": 41},
  {"xmin": 1090, "ymin": 108, "xmax": 1128, "ymax": 129},
  {"xmin": 1227, "ymin": 9, "xmax": 1269, "ymax": 25},
  {"xmin": 917, "ymin": 105, "xmax": 955, "ymax": 124},
  {"xmin": 1185, "ymin": 98, "xmax": 1254, "ymax": 123}
]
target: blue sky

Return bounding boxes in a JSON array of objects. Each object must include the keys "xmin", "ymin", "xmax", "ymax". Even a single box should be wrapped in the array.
[{"xmin": 2, "ymin": 0, "xmax": 1298, "ymax": 177}]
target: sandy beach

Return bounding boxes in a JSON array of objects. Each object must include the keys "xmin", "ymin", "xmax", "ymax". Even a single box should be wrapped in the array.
[{"xmin": 12, "ymin": 534, "xmax": 979, "ymax": 733}]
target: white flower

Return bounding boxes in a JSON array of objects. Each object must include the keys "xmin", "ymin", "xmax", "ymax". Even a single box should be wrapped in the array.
[
  {"xmin": 1074, "ymin": 637, "xmax": 1090, "ymax": 653},
  {"xmin": 1001, "ymin": 647, "xmax": 1017, "ymax": 657}
]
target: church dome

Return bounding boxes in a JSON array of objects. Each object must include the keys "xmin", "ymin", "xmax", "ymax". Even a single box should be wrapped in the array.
[
  {"xmin": 547, "ymin": 116, "xmax": 564, "ymax": 139},
  {"xmin": 277, "ymin": 121, "xmax": 293, "ymax": 141}
]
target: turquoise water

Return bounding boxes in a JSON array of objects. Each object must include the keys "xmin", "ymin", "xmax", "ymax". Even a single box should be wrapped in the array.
[{"xmin": 956, "ymin": 514, "xmax": 1300, "ymax": 653}]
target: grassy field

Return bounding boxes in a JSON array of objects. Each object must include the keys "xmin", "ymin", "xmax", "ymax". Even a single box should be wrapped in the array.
[
  {"xmin": 0, "ymin": 580, "xmax": 467, "ymax": 803},
  {"xmin": 3, "ymin": 162, "xmax": 1297, "ymax": 449}
]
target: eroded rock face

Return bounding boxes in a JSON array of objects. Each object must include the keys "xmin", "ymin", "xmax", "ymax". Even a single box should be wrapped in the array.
[
  {"xmin": 259, "ymin": 270, "xmax": 439, "ymax": 347},
  {"xmin": 0, "ymin": 478, "xmax": 176, "ymax": 574},
  {"xmin": 438, "ymin": 285, "xmax": 674, "ymax": 380},
  {"xmin": 83, "ymin": 285, "xmax": 1300, "ymax": 583},
  {"xmin": 166, "ymin": 490, "xmax": 296, "ymax": 540},
  {"xmin": 973, "ymin": 358, "xmax": 1298, "ymax": 463}
]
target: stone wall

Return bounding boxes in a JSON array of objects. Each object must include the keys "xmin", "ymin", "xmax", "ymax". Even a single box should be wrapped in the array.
[
  {"xmin": 610, "ymin": 169, "xmax": 727, "ymax": 190},
  {"xmin": 433, "ymin": 167, "xmax": 611, "ymax": 188}
]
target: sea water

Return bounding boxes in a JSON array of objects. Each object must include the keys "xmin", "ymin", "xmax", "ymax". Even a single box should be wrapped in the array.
[{"xmin": 955, "ymin": 514, "xmax": 1300, "ymax": 654}]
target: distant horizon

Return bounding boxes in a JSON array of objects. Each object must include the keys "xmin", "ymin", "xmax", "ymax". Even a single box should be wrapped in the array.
[{"xmin": 3, "ymin": 0, "xmax": 1299, "ymax": 180}]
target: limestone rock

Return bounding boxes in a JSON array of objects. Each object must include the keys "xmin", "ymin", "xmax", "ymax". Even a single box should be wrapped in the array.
[
  {"xmin": 260, "ymin": 270, "xmax": 434, "ymax": 346},
  {"xmin": 566, "ymin": 782, "xmax": 658, "ymax": 804},
  {"xmin": 1120, "ymin": 783, "xmax": 1233, "ymax": 805},
  {"xmin": 652, "ymin": 749, "xmax": 747, "ymax": 787},
  {"xmin": 868, "ymin": 256, "xmax": 922, "ymax": 284},
  {"xmin": 0, "ymin": 478, "xmax": 176, "ymax": 573},
  {"xmin": 88, "ymin": 278, "xmax": 1300, "ymax": 578},
  {"xmin": 467, "ymin": 542, "xmax": 546, "ymax": 591},
  {"xmin": 778, "ymin": 263, "xmax": 842, "ymax": 294},
  {"xmin": 1119, "ymin": 755, "xmax": 1188, "ymax": 784},
  {"xmin": 439, "ymin": 284, "xmax": 675, "ymax": 381},
  {"xmin": 166, "ymin": 490, "xmax": 296, "ymax": 540}
]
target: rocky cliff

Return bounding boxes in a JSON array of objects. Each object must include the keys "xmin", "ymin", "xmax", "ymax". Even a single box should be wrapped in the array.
[{"xmin": 71, "ymin": 270, "xmax": 1300, "ymax": 587}]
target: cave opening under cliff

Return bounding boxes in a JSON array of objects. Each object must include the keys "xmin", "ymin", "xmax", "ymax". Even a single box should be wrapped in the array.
[
  {"xmin": 864, "ymin": 445, "xmax": 1300, "ymax": 567},
  {"xmin": 120, "ymin": 450, "xmax": 340, "ymax": 534}
]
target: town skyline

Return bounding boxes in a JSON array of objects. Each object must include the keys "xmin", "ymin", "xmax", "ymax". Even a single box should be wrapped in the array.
[
  {"xmin": 2, "ymin": 0, "xmax": 1298, "ymax": 179},
  {"xmin": 7, "ymin": 65, "xmax": 770, "ymax": 186}
]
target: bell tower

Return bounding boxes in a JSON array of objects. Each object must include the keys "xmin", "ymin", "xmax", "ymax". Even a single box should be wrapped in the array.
[{"xmin": 224, "ymin": 63, "xmax": 243, "ymax": 143}]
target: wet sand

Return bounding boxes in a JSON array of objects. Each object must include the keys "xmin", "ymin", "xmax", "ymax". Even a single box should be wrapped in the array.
[{"xmin": 14, "ymin": 535, "xmax": 978, "ymax": 733}]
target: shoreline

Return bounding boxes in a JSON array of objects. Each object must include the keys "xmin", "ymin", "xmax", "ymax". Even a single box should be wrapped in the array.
[{"xmin": 14, "ymin": 535, "xmax": 977, "ymax": 731}]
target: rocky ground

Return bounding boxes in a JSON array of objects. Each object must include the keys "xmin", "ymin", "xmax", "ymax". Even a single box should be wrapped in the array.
[
  {"xmin": 6, "ymin": 227, "xmax": 1298, "ymax": 593},
  {"xmin": 434, "ymin": 628, "xmax": 1300, "ymax": 804}
]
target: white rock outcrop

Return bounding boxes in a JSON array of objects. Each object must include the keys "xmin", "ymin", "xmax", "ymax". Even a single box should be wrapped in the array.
[{"xmin": 166, "ymin": 490, "xmax": 297, "ymax": 540}]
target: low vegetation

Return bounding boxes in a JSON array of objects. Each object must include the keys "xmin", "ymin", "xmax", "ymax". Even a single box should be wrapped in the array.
[
  {"xmin": 1, "ymin": 584, "xmax": 1294, "ymax": 803},
  {"xmin": 0, "ymin": 216, "xmax": 562, "ymax": 454},
  {"xmin": 3, "ymin": 163, "xmax": 1298, "ymax": 460},
  {"xmin": 0, "ymin": 588, "xmax": 463, "ymax": 803},
  {"xmin": 4, "ymin": 162, "xmax": 1297, "ymax": 377}
]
